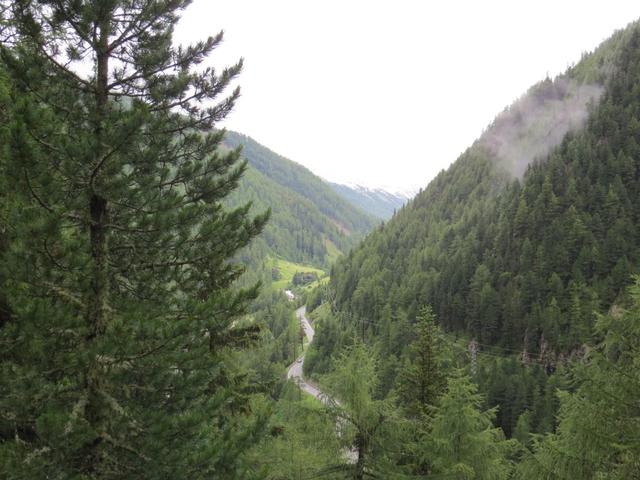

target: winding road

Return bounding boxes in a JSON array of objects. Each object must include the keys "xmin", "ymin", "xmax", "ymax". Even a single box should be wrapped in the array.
[
  {"xmin": 286, "ymin": 306, "xmax": 358, "ymax": 463},
  {"xmin": 286, "ymin": 306, "xmax": 330, "ymax": 403}
]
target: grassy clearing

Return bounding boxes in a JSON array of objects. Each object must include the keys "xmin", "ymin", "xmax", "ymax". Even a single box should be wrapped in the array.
[{"xmin": 268, "ymin": 257, "xmax": 327, "ymax": 291}]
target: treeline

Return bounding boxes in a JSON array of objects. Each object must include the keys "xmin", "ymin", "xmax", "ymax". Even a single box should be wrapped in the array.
[
  {"xmin": 229, "ymin": 166, "xmax": 338, "ymax": 266},
  {"xmin": 300, "ymin": 19, "xmax": 640, "ymax": 479},
  {"xmin": 225, "ymin": 131, "xmax": 377, "ymax": 236}
]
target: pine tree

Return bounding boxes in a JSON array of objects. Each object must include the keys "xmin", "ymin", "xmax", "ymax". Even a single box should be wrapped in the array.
[
  {"xmin": 250, "ymin": 383, "xmax": 342, "ymax": 480},
  {"xmin": 0, "ymin": 1, "xmax": 268, "ymax": 478},
  {"xmin": 513, "ymin": 410, "xmax": 533, "ymax": 449},
  {"xmin": 0, "ymin": 65, "xmax": 11, "ymax": 332}
]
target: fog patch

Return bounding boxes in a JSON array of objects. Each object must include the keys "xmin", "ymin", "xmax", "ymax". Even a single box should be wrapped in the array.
[{"xmin": 481, "ymin": 77, "xmax": 604, "ymax": 178}]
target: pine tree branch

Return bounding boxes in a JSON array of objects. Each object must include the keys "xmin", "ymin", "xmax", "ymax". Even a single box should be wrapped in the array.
[
  {"xmin": 89, "ymin": 124, "xmax": 140, "ymax": 188},
  {"xmin": 35, "ymin": 43, "xmax": 93, "ymax": 90},
  {"xmin": 24, "ymin": 169, "xmax": 85, "ymax": 223},
  {"xmin": 106, "ymin": 1, "xmax": 169, "ymax": 55},
  {"xmin": 50, "ymin": 1, "xmax": 93, "ymax": 47},
  {"xmin": 42, "ymin": 281, "xmax": 85, "ymax": 309},
  {"xmin": 42, "ymin": 238, "xmax": 70, "ymax": 272},
  {"xmin": 23, "ymin": 169, "xmax": 54, "ymax": 213}
]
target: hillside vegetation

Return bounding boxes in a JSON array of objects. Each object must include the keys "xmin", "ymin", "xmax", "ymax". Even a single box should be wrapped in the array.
[
  {"xmin": 329, "ymin": 23, "xmax": 639, "ymax": 355},
  {"xmin": 300, "ymin": 21, "xmax": 640, "ymax": 477},
  {"xmin": 225, "ymin": 131, "xmax": 377, "ymax": 269}
]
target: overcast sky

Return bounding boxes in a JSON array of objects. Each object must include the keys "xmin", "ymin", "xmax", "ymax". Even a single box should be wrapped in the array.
[{"xmin": 174, "ymin": 1, "xmax": 640, "ymax": 193}]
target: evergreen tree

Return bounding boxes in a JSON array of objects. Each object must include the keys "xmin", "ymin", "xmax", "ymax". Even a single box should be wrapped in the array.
[
  {"xmin": 396, "ymin": 305, "xmax": 446, "ymax": 418},
  {"xmin": 325, "ymin": 342, "xmax": 407, "ymax": 480},
  {"xmin": 0, "ymin": 65, "xmax": 11, "ymax": 332},
  {"xmin": 427, "ymin": 372, "xmax": 515, "ymax": 480},
  {"xmin": 0, "ymin": 1, "xmax": 268, "ymax": 477},
  {"xmin": 249, "ymin": 384, "xmax": 342, "ymax": 480},
  {"xmin": 512, "ymin": 411, "xmax": 533, "ymax": 449}
]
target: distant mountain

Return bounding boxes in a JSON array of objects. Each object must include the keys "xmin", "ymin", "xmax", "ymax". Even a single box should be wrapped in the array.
[
  {"xmin": 327, "ymin": 182, "xmax": 412, "ymax": 220},
  {"xmin": 222, "ymin": 131, "xmax": 377, "ymax": 272}
]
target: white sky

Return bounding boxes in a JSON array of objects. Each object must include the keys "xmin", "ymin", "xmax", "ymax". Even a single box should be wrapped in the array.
[{"xmin": 174, "ymin": 1, "xmax": 640, "ymax": 193}]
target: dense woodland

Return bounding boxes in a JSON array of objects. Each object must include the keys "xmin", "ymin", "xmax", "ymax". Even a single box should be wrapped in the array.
[
  {"xmin": 302, "ymin": 17, "xmax": 640, "ymax": 479},
  {"xmin": 1, "ymin": 1, "xmax": 640, "ymax": 479},
  {"xmin": 330, "ymin": 25, "xmax": 640, "ymax": 353}
]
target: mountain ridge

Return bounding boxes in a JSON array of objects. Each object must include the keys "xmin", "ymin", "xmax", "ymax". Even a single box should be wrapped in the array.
[{"xmin": 327, "ymin": 181, "xmax": 411, "ymax": 220}]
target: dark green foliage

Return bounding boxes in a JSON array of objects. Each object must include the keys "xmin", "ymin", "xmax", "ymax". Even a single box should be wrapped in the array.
[
  {"xmin": 246, "ymin": 292, "xmax": 301, "ymax": 369},
  {"xmin": 303, "ymin": 306, "xmax": 346, "ymax": 376},
  {"xmin": 518, "ymin": 278, "xmax": 640, "ymax": 479},
  {"xmin": 305, "ymin": 283, "xmax": 330, "ymax": 313},
  {"xmin": 324, "ymin": 342, "xmax": 409, "ymax": 479},
  {"xmin": 427, "ymin": 373, "xmax": 516, "ymax": 479},
  {"xmin": 292, "ymin": 271, "xmax": 318, "ymax": 286},
  {"xmin": 395, "ymin": 306, "xmax": 446, "ymax": 418},
  {"xmin": 247, "ymin": 383, "xmax": 343, "ymax": 480},
  {"xmin": 478, "ymin": 356, "xmax": 564, "ymax": 438},
  {"xmin": 330, "ymin": 22, "xmax": 640, "ymax": 358},
  {"xmin": 307, "ymin": 24, "xmax": 640, "ymax": 476},
  {"xmin": 0, "ymin": 2, "xmax": 269, "ymax": 478},
  {"xmin": 225, "ymin": 132, "xmax": 376, "ymax": 238}
]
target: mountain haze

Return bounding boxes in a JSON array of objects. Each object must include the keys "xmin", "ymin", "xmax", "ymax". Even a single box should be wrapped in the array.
[{"xmin": 299, "ymin": 22, "xmax": 640, "ymax": 454}]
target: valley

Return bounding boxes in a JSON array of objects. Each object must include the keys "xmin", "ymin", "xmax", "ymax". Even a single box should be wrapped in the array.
[{"xmin": 1, "ymin": 3, "xmax": 640, "ymax": 479}]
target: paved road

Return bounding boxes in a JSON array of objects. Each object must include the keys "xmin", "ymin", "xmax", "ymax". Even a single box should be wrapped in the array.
[
  {"xmin": 286, "ymin": 306, "xmax": 330, "ymax": 404},
  {"xmin": 286, "ymin": 306, "xmax": 357, "ymax": 462}
]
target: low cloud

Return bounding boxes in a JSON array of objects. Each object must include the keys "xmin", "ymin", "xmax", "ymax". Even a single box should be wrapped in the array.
[{"xmin": 481, "ymin": 77, "xmax": 604, "ymax": 178}]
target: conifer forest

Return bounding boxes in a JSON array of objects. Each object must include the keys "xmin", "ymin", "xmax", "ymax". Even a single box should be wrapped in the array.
[{"xmin": 1, "ymin": 2, "xmax": 639, "ymax": 479}]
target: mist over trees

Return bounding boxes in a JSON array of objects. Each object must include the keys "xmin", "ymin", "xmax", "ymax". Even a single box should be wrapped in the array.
[{"xmin": 329, "ymin": 23, "xmax": 640, "ymax": 356}]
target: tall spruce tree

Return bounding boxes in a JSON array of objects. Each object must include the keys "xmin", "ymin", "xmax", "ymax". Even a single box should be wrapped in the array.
[
  {"xmin": 0, "ymin": 1, "xmax": 269, "ymax": 478},
  {"xmin": 0, "ymin": 65, "xmax": 11, "ymax": 332},
  {"xmin": 396, "ymin": 305, "xmax": 446, "ymax": 418}
]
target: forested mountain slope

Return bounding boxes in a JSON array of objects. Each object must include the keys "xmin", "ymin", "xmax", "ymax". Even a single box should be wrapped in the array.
[
  {"xmin": 327, "ymin": 182, "xmax": 410, "ymax": 220},
  {"xmin": 223, "ymin": 132, "xmax": 377, "ymax": 269},
  {"xmin": 329, "ymin": 22, "xmax": 640, "ymax": 357}
]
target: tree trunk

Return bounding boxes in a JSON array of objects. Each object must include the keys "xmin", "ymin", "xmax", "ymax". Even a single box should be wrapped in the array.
[
  {"xmin": 354, "ymin": 431, "xmax": 366, "ymax": 480},
  {"xmin": 84, "ymin": 16, "xmax": 111, "ymax": 473}
]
